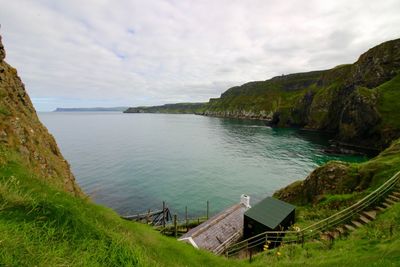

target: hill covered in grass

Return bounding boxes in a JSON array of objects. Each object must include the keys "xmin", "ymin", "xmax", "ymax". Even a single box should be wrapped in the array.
[
  {"xmin": 201, "ymin": 38, "xmax": 400, "ymax": 151},
  {"xmin": 1, "ymin": 33, "xmax": 400, "ymax": 266},
  {"xmin": 129, "ymin": 39, "xmax": 400, "ymax": 151},
  {"xmin": 124, "ymin": 102, "xmax": 206, "ymax": 114},
  {"xmin": 2, "ymin": 144, "xmax": 400, "ymax": 266}
]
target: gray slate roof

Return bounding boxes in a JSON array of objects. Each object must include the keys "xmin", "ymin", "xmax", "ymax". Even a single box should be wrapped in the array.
[
  {"xmin": 244, "ymin": 197, "xmax": 295, "ymax": 229},
  {"xmin": 179, "ymin": 203, "xmax": 248, "ymax": 254}
]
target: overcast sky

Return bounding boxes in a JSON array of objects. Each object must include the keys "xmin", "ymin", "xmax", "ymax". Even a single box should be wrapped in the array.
[{"xmin": 0, "ymin": 0, "xmax": 399, "ymax": 111}]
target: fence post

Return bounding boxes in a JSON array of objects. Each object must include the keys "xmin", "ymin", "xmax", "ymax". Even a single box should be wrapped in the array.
[
  {"xmin": 174, "ymin": 214, "xmax": 178, "ymax": 238},
  {"xmin": 249, "ymin": 248, "xmax": 252, "ymax": 263},
  {"xmin": 146, "ymin": 209, "xmax": 150, "ymax": 224},
  {"xmin": 207, "ymin": 200, "xmax": 209, "ymax": 220},
  {"xmin": 162, "ymin": 201, "xmax": 166, "ymax": 228},
  {"xmin": 185, "ymin": 206, "xmax": 188, "ymax": 231}
]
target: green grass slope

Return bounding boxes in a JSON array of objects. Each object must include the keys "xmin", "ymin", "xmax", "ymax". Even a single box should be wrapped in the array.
[
  {"xmin": 252, "ymin": 202, "xmax": 400, "ymax": 267},
  {"xmin": 0, "ymin": 148, "xmax": 244, "ymax": 267},
  {"xmin": 274, "ymin": 138, "xmax": 400, "ymax": 206},
  {"xmin": 2, "ymin": 145, "xmax": 400, "ymax": 266},
  {"xmin": 2, "ymin": 144, "xmax": 400, "ymax": 267},
  {"xmin": 124, "ymin": 103, "xmax": 206, "ymax": 114}
]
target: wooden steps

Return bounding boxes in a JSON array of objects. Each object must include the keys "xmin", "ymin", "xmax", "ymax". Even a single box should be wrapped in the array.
[
  {"xmin": 382, "ymin": 202, "xmax": 392, "ymax": 208},
  {"xmin": 359, "ymin": 215, "xmax": 371, "ymax": 224},
  {"xmin": 376, "ymin": 206, "xmax": 385, "ymax": 212},
  {"xmin": 351, "ymin": 220, "xmax": 363, "ymax": 228},
  {"xmin": 385, "ymin": 198, "xmax": 397, "ymax": 205},
  {"xmin": 363, "ymin": 211, "xmax": 376, "ymax": 220},
  {"xmin": 317, "ymin": 186, "xmax": 400, "ymax": 244},
  {"xmin": 388, "ymin": 194, "xmax": 400, "ymax": 201},
  {"xmin": 344, "ymin": 224, "xmax": 356, "ymax": 231}
]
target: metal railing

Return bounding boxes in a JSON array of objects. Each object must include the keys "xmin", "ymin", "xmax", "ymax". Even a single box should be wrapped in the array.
[{"xmin": 226, "ymin": 170, "xmax": 400, "ymax": 257}]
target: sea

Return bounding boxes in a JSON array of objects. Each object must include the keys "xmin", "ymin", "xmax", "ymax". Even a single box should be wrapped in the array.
[{"xmin": 38, "ymin": 112, "xmax": 367, "ymax": 218}]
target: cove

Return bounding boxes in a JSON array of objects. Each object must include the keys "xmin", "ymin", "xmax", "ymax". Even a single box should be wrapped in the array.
[{"xmin": 39, "ymin": 112, "xmax": 367, "ymax": 217}]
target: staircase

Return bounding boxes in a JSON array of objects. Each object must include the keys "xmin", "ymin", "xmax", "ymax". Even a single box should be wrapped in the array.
[
  {"xmin": 225, "ymin": 171, "xmax": 400, "ymax": 257},
  {"xmin": 321, "ymin": 184, "xmax": 400, "ymax": 240}
]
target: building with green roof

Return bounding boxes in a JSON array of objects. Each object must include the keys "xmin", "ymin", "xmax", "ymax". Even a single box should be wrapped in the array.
[{"xmin": 243, "ymin": 197, "xmax": 296, "ymax": 239}]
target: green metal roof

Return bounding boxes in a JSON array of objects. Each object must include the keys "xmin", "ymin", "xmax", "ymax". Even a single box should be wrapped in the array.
[{"xmin": 244, "ymin": 197, "xmax": 295, "ymax": 229}]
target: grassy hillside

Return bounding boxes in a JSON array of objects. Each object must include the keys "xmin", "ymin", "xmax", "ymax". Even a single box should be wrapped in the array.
[
  {"xmin": 124, "ymin": 103, "xmax": 206, "ymax": 114},
  {"xmin": 2, "ymin": 144, "xmax": 400, "ymax": 266},
  {"xmin": 122, "ymin": 39, "xmax": 400, "ymax": 151},
  {"xmin": 201, "ymin": 39, "xmax": 400, "ymax": 150},
  {"xmin": 275, "ymin": 138, "xmax": 400, "ymax": 205},
  {"xmin": 0, "ymin": 148, "xmax": 242, "ymax": 267},
  {"xmin": 252, "ymin": 202, "xmax": 400, "ymax": 266}
]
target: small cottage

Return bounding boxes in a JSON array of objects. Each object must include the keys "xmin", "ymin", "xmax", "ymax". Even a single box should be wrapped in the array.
[
  {"xmin": 179, "ymin": 195, "xmax": 251, "ymax": 254},
  {"xmin": 243, "ymin": 197, "xmax": 295, "ymax": 240}
]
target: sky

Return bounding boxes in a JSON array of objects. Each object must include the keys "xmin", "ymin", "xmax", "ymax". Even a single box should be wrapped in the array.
[{"xmin": 0, "ymin": 0, "xmax": 399, "ymax": 111}]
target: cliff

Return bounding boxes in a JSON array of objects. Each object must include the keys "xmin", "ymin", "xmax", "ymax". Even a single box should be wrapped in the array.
[
  {"xmin": 201, "ymin": 38, "xmax": 400, "ymax": 151},
  {"xmin": 124, "ymin": 102, "xmax": 206, "ymax": 114},
  {"xmin": 274, "ymin": 137, "xmax": 400, "ymax": 206},
  {"xmin": 0, "ymin": 34, "xmax": 82, "ymax": 196}
]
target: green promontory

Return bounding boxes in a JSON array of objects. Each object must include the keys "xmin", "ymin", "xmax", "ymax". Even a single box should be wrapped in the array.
[
  {"xmin": 201, "ymin": 38, "xmax": 400, "ymax": 151},
  {"xmin": 274, "ymin": 138, "xmax": 400, "ymax": 205},
  {"xmin": 124, "ymin": 102, "xmax": 206, "ymax": 114}
]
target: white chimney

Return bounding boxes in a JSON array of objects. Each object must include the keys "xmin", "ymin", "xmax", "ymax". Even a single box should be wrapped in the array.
[{"xmin": 240, "ymin": 194, "xmax": 251, "ymax": 209}]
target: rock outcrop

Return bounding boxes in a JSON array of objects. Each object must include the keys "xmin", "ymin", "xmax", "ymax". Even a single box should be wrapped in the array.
[
  {"xmin": 273, "ymin": 161, "xmax": 359, "ymax": 204},
  {"xmin": 0, "ymin": 35, "xmax": 5, "ymax": 61},
  {"xmin": 201, "ymin": 38, "xmax": 400, "ymax": 151},
  {"xmin": 274, "ymin": 137, "xmax": 400, "ymax": 205},
  {"xmin": 0, "ymin": 34, "xmax": 82, "ymax": 196}
]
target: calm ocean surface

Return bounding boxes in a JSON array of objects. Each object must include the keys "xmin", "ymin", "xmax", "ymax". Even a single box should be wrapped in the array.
[{"xmin": 38, "ymin": 112, "xmax": 366, "ymax": 217}]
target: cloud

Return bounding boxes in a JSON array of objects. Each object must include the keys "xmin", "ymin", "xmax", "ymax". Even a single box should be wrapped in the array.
[{"xmin": 0, "ymin": 0, "xmax": 399, "ymax": 110}]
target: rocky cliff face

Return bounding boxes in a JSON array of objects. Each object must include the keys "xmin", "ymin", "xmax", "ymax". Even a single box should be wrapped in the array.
[
  {"xmin": 0, "ymin": 34, "xmax": 82, "ymax": 196},
  {"xmin": 273, "ymin": 161, "xmax": 358, "ymax": 204},
  {"xmin": 274, "ymin": 137, "xmax": 400, "ymax": 205},
  {"xmin": 202, "ymin": 39, "xmax": 400, "ymax": 151}
]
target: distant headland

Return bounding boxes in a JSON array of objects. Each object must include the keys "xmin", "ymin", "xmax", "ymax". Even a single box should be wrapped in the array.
[{"xmin": 54, "ymin": 107, "xmax": 129, "ymax": 112}]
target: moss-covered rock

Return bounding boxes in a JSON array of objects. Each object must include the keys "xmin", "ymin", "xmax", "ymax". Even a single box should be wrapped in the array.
[
  {"xmin": 338, "ymin": 87, "xmax": 381, "ymax": 142},
  {"xmin": 0, "ymin": 34, "xmax": 82, "ymax": 196},
  {"xmin": 274, "ymin": 137, "xmax": 400, "ymax": 205},
  {"xmin": 273, "ymin": 161, "xmax": 359, "ymax": 205},
  {"xmin": 0, "ymin": 35, "xmax": 5, "ymax": 61}
]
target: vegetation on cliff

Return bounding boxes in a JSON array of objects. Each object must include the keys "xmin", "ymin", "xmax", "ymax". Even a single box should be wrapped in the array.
[
  {"xmin": 124, "ymin": 102, "xmax": 206, "ymax": 114},
  {"xmin": 125, "ymin": 39, "xmax": 400, "ymax": 151},
  {"xmin": 0, "ymin": 35, "xmax": 81, "ymax": 197},
  {"xmin": 274, "ymin": 138, "xmax": 400, "ymax": 205},
  {"xmin": 202, "ymin": 38, "xmax": 400, "ymax": 151},
  {"xmin": 2, "ymin": 140, "xmax": 400, "ymax": 266}
]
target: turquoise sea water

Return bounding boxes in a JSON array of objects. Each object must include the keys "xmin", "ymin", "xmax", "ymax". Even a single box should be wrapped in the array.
[{"xmin": 38, "ymin": 112, "xmax": 367, "ymax": 218}]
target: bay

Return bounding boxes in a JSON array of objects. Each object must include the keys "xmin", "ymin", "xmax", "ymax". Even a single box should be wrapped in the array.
[{"xmin": 38, "ymin": 112, "xmax": 366, "ymax": 218}]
